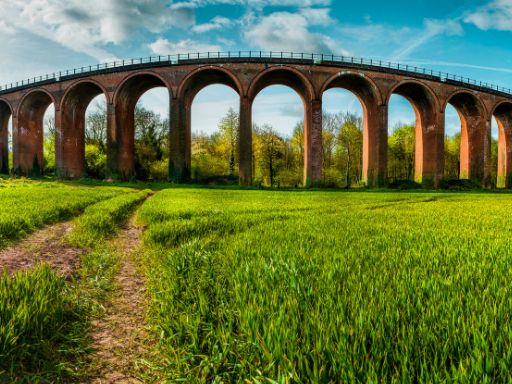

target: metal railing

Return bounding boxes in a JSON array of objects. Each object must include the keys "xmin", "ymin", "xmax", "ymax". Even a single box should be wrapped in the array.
[{"xmin": 0, "ymin": 51, "xmax": 511, "ymax": 96}]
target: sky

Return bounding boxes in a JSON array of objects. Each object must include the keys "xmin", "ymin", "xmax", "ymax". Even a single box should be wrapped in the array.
[{"xmin": 1, "ymin": 0, "xmax": 511, "ymax": 137}]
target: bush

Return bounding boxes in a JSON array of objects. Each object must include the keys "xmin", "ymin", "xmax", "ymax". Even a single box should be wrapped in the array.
[
  {"xmin": 440, "ymin": 179, "xmax": 482, "ymax": 191},
  {"xmin": 388, "ymin": 179, "xmax": 423, "ymax": 190}
]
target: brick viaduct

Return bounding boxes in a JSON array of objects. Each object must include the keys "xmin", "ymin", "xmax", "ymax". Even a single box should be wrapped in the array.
[{"xmin": 0, "ymin": 52, "xmax": 512, "ymax": 188}]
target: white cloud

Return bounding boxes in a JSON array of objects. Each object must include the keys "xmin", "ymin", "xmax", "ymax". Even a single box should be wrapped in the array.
[
  {"xmin": 0, "ymin": 0, "xmax": 195, "ymax": 61},
  {"xmin": 182, "ymin": 0, "xmax": 331, "ymax": 7},
  {"xmin": 464, "ymin": 0, "xmax": 512, "ymax": 31},
  {"xmin": 148, "ymin": 38, "xmax": 222, "ymax": 55},
  {"xmin": 243, "ymin": 11, "xmax": 348, "ymax": 54},
  {"xmin": 192, "ymin": 16, "xmax": 232, "ymax": 33}
]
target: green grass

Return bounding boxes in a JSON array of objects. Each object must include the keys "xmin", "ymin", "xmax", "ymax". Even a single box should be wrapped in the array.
[
  {"xmin": 67, "ymin": 189, "xmax": 151, "ymax": 247},
  {"xmin": 0, "ymin": 179, "xmax": 132, "ymax": 249},
  {"xmin": 139, "ymin": 189, "xmax": 512, "ymax": 382},
  {"xmin": 0, "ymin": 182, "xmax": 147, "ymax": 381}
]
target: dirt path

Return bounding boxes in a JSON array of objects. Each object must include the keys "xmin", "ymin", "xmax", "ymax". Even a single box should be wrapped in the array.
[
  {"xmin": 89, "ymin": 218, "xmax": 159, "ymax": 383},
  {"xmin": 0, "ymin": 221, "xmax": 86, "ymax": 277}
]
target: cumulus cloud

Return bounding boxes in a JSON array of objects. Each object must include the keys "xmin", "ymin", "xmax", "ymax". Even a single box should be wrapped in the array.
[
  {"xmin": 464, "ymin": 0, "xmax": 512, "ymax": 31},
  {"xmin": 243, "ymin": 11, "xmax": 348, "ymax": 54},
  {"xmin": 148, "ymin": 38, "xmax": 222, "ymax": 55},
  {"xmin": 192, "ymin": 16, "xmax": 232, "ymax": 33},
  {"xmin": 0, "ymin": 0, "xmax": 195, "ymax": 61}
]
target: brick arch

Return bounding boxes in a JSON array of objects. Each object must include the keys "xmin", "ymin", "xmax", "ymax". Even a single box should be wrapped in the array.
[
  {"xmin": 247, "ymin": 66, "xmax": 314, "ymax": 103},
  {"xmin": 113, "ymin": 72, "xmax": 172, "ymax": 179},
  {"xmin": 58, "ymin": 80, "xmax": 110, "ymax": 178},
  {"xmin": 177, "ymin": 65, "xmax": 242, "ymax": 102},
  {"xmin": 320, "ymin": 72, "xmax": 388, "ymax": 186},
  {"xmin": 387, "ymin": 80, "xmax": 442, "ymax": 186},
  {"xmin": 320, "ymin": 71, "xmax": 383, "ymax": 106},
  {"xmin": 491, "ymin": 101, "xmax": 512, "ymax": 188},
  {"xmin": 0, "ymin": 98, "xmax": 12, "ymax": 174},
  {"xmin": 444, "ymin": 90, "xmax": 487, "ymax": 182},
  {"xmin": 60, "ymin": 79, "xmax": 110, "ymax": 111},
  {"xmin": 15, "ymin": 89, "xmax": 56, "ymax": 175},
  {"xmin": 17, "ymin": 88, "xmax": 56, "ymax": 118},
  {"xmin": 114, "ymin": 71, "xmax": 172, "ymax": 107}
]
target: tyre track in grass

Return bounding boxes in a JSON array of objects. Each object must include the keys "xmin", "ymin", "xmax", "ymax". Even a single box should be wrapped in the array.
[
  {"xmin": 88, "ymin": 201, "xmax": 162, "ymax": 383},
  {"xmin": 0, "ymin": 221, "xmax": 86, "ymax": 277}
]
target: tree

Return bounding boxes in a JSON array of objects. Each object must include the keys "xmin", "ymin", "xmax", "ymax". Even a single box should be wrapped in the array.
[
  {"xmin": 134, "ymin": 106, "xmax": 168, "ymax": 180},
  {"xmin": 336, "ymin": 114, "xmax": 363, "ymax": 188},
  {"xmin": 444, "ymin": 133, "xmax": 461, "ymax": 179},
  {"xmin": 253, "ymin": 124, "xmax": 286, "ymax": 187},
  {"xmin": 85, "ymin": 101, "xmax": 107, "ymax": 152},
  {"xmin": 388, "ymin": 123, "xmax": 415, "ymax": 181},
  {"xmin": 218, "ymin": 107, "xmax": 239, "ymax": 176},
  {"xmin": 43, "ymin": 115, "xmax": 56, "ymax": 174}
]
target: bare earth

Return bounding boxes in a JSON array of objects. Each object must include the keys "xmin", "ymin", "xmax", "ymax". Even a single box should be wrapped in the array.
[
  {"xmin": 0, "ymin": 222, "xmax": 86, "ymax": 277},
  {"xmin": 89, "ymin": 219, "xmax": 159, "ymax": 383}
]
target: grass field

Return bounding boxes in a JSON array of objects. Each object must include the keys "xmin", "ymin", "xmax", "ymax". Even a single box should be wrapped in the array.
[
  {"xmin": 139, "ymin": 189, "xmax": 512, "ymax": 382},
  {"xmin": 3, "ymin": 182, "xmax": 512, "ymax": 382}
]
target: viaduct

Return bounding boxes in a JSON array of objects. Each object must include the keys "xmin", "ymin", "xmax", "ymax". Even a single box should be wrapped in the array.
[{"xmin": 0, "ymin": 51, "xmax": 512, "ymax": 188}]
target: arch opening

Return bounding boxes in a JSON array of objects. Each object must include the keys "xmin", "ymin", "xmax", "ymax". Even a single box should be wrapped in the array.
[
  {"xmin": 0, "ymin": 101, "xmax": 12, "ymax": 174},
  {"xmin": 83, "ymin": 95, "xmax": 108, "ymax": 178},
  {"xmin": 322, "ymin": 88, "xmax": 364, "ymax": 188},
  {"xmin": 389, "ymin": 82, "xmax": 440, "ymax": 186},
  {"xmin": 493, "ymin": 102, "xmax": 512, "ymax": 188},
  {"xmin": 190, "ymin": 84, "xmax": 240, "ymax": 183},
  {"xmin": 322, "ymin": 73, "xmax": 383, "ymax": 187},
  {"xmin": 177, "ymin": 68, "xmax": 242, "ymax": 183},
  {"xmin": 17, "ymin": 91, "xmax": 54, "ymax": 176},
  {"xmin": 115, "ymin": 74, "xmax": 170, "ymax": 180},
  {"xmin": 444, "ymin": 92, "xmax": 486, "ymax": 184},
  {"xmin": 387, "ymin": 94, "xmax": 416, "ymax": 183},
  {"xmin": 252, "ymin": 85, "xmax": 305, "ymax": 187},
  {"xmin": 61, "ymin": 82, "xmax": 106, "ymax": 178},
  {"xmin": 444, "ymin": 104, "xmax": 462, "ymax": 180}
]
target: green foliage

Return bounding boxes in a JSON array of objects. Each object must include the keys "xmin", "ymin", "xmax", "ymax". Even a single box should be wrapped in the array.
[
  {"xmin": 85, "ymin": 144, "xmax": 107, "ymax": 179},
  {"xmin": 444, "ymin": 133, "xmax": 461, "ymax": 179},
  {"xmin": 68, "ymin": 190, "xmax": 151, "ymax": 247},
  {"xmin": 192, "ymin": 107, "xmax": 240, "ymax": 182},
  {"xmin": 388, "ymin": 123, "xmax": 415, "ymax": 182},
  {"xmin": 139, "ymin": 189, "xmax": 512, "ymax": 382},
  {"xmin": 0, "ymin": 182, "xmax": 126, "ymax": 249}
]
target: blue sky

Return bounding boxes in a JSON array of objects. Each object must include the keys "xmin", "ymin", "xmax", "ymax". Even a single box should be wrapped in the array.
[{"xmin": 1, "ymin": 0, "xmax": 511, "ymax": 137}]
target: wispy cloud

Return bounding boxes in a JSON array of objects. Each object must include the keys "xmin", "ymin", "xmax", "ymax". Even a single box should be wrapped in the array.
[{"xmin": 392, "ymin": 19, "xmax": 463, "ymax": 60}]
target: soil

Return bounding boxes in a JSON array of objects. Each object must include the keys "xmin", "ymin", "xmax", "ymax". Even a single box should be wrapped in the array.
[
  {"xmin": 89, "ymin": 219, "xmax": 160, "ymax": 383},
  {"xmin": 0, "ymin": 222, "xmax": 86, "ymax": 277}
]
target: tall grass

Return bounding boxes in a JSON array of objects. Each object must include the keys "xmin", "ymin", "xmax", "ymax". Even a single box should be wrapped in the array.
[
  {"xmin": 0, "ymin": 266, "xmax": 83, "ymax": 379},
  {"xmin": 139, "ymin": 189, "xmax": 512, "ymax": 382},
  {"xmin": 0, "ymin": 182, "xmax": 131, "ymax": 248},
  {"xmin": 68, "ymin": 190, "xmax": 151, "ymax": 247}
]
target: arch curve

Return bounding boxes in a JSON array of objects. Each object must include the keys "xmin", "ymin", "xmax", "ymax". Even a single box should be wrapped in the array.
[
  {"xmin": 320, "ymin": 71, "xmax": 383, "ymax": 106},
  {"xmin": 248, "ymin": 66, "xmax": 314, "ymax": 102},
  {"xmin": 60, "ymin": 79, "xmax": 110, "ymax": 111},
  {"xmin": 177, "ymin": 65, "xmax": 242, "ymax": 102}
]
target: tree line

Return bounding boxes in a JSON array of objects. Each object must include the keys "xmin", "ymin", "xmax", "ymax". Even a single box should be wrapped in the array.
[{"xmin": 40, "ymin": 106, "xmax": 499, "ymax": 186}]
